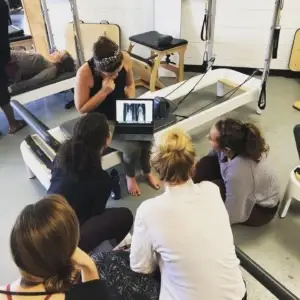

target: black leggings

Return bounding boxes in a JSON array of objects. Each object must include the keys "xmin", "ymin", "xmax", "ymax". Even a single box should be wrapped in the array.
[
  {"xmin": 79, "ymin": 207, "xmax": 133, "ymax": 253},
  {"xmin": 193, "ymin": 155, "xmax": 278, "ymax": 227}
]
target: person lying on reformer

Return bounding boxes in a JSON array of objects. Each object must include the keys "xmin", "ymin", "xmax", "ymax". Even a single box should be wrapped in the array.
[
  {"xmin": 74, "ymin": 36, "xmax": 160, "ymax": 196},
  {"xmin": 193, "ymin": 118, "xmax": 280, "ymax": 226},
  {"xmin": 5, "ymin": 49, "xmax": 75, "ymax": 94}
]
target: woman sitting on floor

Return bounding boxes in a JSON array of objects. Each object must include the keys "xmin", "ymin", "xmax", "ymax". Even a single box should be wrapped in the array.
[
  {"xmin": 0, "ymin": 195, "xmax": 111, "ymax": 300},
  {"xmin": 48, "ymin": 112, "xmax": 133, "ymax": 253},
  {"xmin": 130, "ymin": 128, "xmax": 246, "ymax": 300},
  {"xmin": 193, "ymin": 118, "xmax": 280, "ymax": 226},
  {"xmin": 6, "ymin": 49, "xmax": 75, "ymax": 94}
]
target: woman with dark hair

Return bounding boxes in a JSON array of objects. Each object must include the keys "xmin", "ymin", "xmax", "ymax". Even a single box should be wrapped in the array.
[
  {"xmin": 48, "ymin": 112, "xmax": 133, "ymax": 253},
  {"xmin": 193, "ymin": 118, "xmax": 280, "ymax": 226},
  {"xmin": 0, "ymin": 194, "xmax": 110, "ymax": 299},
  {"xmin": 6, "ymin": 50, "xmax": 75, "ymax": 94},
  {"xmin": 75, "ymin": 36, "xmax": 160, "ymax": 196}
]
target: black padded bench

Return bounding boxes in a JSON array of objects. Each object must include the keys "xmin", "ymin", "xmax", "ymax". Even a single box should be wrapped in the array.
[
  {"xmin": 129, "ymin": 31, "xmax": 188, "ymax": 51},
  {"xmin": 10, "ymin": 71, "xmax": 77, "ymax": 96},
  {"xmin": 128, "ymin": 31, "xmax": 188, "ymax": 92}
]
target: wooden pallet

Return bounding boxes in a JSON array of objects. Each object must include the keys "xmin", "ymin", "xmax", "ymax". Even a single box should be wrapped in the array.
[
  {"xmin": 65, "ymin": 22, "xmax": 120, "ymax": 61},
  {"xmin": 289, "ymin": 29, "xmax": 300, "ymax": 72}
]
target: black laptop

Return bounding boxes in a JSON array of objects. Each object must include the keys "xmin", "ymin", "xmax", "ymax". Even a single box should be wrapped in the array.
[
  {"xmin": 60, "ymin": 100, "xmax": 177, "ymax": 140},
  {"xmin": 113, "ymin": 99, "xmax": 154, "ymax": 141}
]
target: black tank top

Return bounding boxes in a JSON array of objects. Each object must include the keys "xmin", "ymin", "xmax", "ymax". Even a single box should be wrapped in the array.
[{"xmin": 87, "ymin": 58, "xmax": 127, "ymax": 120}]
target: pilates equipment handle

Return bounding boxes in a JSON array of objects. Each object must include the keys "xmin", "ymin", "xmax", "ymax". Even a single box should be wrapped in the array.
[
  {"xmin": 201, "ymin": 14, "xmax": 208, "ymax": 41},
  {"xmin": 258, "ymin": 81, "xmax": 267, "ymax": 110},
  {"xmin": 11, "ymin": 100, "xmax": 61, "ymax": 153},
  {"xmin": 272, "ymin": 27, "xmax": 281, "ymax": 59},
  {"xmin": 236, "ymin": 247, "xmax": 299, "ymax": 300}
]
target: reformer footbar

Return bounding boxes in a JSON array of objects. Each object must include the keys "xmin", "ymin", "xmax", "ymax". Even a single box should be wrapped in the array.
[{"xmin": 11, "ymin": 100, "xmax": 61, "ymax": 153}]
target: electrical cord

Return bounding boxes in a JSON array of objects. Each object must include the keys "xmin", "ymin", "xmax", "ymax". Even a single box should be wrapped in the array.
[
  {"xmin": 217, "ymin": 68, "xmax": 260, "ymax": 101},
  {"xmin": 175, "ymin": 68, "xmax": 260, "ymax": 119},
  {"xmin": 164, "ymin": 72, "xmax": 198, "ymax": 98},
  {"xmin": 171, "ymin": 57, "xmax": 215, "ymax": 113},
  {"xmin": 164, "ymin": 57, "xmax": 215, "ymax": 101}
]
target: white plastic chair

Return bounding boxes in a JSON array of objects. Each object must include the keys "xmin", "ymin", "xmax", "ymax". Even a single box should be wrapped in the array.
[{"xmin": 279, "ymin": 167, "xmax": 300, "ymax": 218}]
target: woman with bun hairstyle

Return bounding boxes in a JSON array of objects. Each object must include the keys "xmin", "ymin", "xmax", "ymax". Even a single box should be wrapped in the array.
[
  {"xmin": 193, "ymin": 118, "xmax": 280, "ymax": 226},
  {"xmin": 130, "ymin": 129, "xmax": 246, "ymax": 300},
  {"xmin": 0, "ymin": 195, "xmax": 110, "ymax": 300}
]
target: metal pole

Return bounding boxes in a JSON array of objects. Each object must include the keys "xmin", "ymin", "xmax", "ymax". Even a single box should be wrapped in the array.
[
  {"xmin": 202, "ymin": 0, "xmax": 216, "ymax": 71},
  {"xmin": 257, "ymin": 0, "xmax": 283, "ymax": 112},
  {"xmin": 68, "ymin": 0, "xmax": 85, "ymax": 66},
  {"xmin": 206, "ymin": 0, "xmax": 216, "ymax": 65},
  {"xmin": 236, "ymin": 247, "xmax": 299, "ymax": 300},
  {"xmin": 40, "ymin": 0, "xmax": 56, "ymax": 52}
]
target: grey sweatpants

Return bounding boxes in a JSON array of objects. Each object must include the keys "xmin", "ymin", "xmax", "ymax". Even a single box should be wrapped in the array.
[{"xmin": 109, "ymin": 122, "xmax": 151, "ymax": 177}]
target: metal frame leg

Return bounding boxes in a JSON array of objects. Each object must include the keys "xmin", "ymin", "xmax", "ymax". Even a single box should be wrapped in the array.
[
  {"xmin": 216, "ymin": 81, "xmax": 225, "ymax": 97},
  {"xmin": 68, "ymin": 0, "xmax": 85, "ymax": 66},
  {"xmin": 279, "ymin": 197, "xmax": 292, "ymax": 218},
  {"xmin": 202, "ymin": 0, "xmax": 216, "ymax": 71},
  {"xmin": 25, "ymin": 163, "xmax": 36, "ymax": 179},
  {"xmin": 40, "ymin": 0, "xmax": 56, "ymax": 52},
  {"xmin": 257, "ymin": 0, "xmax": 283, "ymax": 113}
]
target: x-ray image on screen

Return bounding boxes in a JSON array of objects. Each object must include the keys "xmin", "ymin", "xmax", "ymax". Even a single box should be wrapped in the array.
[
  {"xmin": 116, "ymin": 100, "xmax": 153, "ymax": 124},
  {"xmin": 123, "ymin": 103, "xmax": 134, "ymax": 122},
  {"xmin": 136, "ymin": 104, "xmax": 145, "ymax": 123}
]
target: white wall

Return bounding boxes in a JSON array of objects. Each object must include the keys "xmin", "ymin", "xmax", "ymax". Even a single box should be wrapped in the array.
[
  {"xmin": 181, "ymin": 0, "xmax": 300, "ymax": 70},
  {"xmin": 75, "ymin": 0, "xmax": 154, "ymax": 57}
]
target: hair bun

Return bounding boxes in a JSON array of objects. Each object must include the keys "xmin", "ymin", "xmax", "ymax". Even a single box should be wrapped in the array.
[{"xmin": 44, "ymin": 264, "xmax": 76, "ymax": 293}]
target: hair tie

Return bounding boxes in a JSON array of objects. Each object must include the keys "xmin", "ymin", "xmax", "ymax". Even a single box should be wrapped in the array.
[{"xmin": 94, "ymin": 50, "xmax": 120, "ymax": 71}]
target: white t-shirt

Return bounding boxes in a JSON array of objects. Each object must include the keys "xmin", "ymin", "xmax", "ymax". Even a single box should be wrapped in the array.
[{"xmin": 130, "ymin": 180, "xmax": 246, "ymax": 300}]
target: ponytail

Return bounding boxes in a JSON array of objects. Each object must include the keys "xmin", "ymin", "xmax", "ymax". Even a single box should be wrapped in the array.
[
  {"xmin": 56, "ymin": 138, "xmax": 101, "ymax": 176},
  {"xmin": 216, "ymin": 118, "xmax": 269, "ymax": 162},
  {"xmin": 55, "ymin": 113, "xmax": 110, "ymax": 175},
  {"xmin": 44, "ymin": 263, "xmax": 78, "ymax": 293},
  {"xmin": 243, "ymin": 123, "xmax": 269, "ymax": 162}
]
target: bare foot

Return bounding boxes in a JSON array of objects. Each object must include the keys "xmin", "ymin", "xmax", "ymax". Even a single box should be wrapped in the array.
[
  {"xmin": 126, "ymin": 176, "xmax": 141, "ymax": 196},
  {"xmin": 145, "ymin": 173, "xmax": 160, "ymax": 190}
]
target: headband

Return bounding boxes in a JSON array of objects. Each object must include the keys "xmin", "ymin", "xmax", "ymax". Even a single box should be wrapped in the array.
[{"xmin": 94, "ymin": 50, "xmax": 120, "ymax": 72}]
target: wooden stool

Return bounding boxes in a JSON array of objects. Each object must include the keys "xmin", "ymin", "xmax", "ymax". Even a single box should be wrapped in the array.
[{"xmin": 128, "ymin": 31, "xmax": 188, "ymax": 92}]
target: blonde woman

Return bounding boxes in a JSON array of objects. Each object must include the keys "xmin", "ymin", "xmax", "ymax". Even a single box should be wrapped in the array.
[{"xmin": 130, "ymin": 129, "xmax": 246, "ymax": 300}]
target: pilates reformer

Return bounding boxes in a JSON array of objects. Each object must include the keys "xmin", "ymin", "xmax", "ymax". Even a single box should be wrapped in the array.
[
  {"xmin": 15, "ymin": 0, "xmax": 283, "ymax": 189},
  {"xmin": 10, "ymin": 72, "xmax": 76, "ymax": 106},
  {"xmin": 7, "ymin": 0, "xmax": 84, "ymax": 107}
]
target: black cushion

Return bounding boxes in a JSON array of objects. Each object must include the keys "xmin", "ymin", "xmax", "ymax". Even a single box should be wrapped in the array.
[
  {"xmin": 129, "ymin": 31, "xmax": 188, "ymax": 51},
  {"xmin": 10, "ymin": 71, "xmax": 77, "ymax": 96},
  {"xmin": 9, "ymin": 34, "xmax": 32, "ymax": 43},
  {"xmin": 8, "ymin": 25, "xmax": 24, "ymax": 38}
]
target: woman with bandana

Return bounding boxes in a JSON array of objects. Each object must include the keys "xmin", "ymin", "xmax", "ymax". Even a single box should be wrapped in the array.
[{"xmin": 75, "ymin": 36, "xmax": 160, "ymax": 196}]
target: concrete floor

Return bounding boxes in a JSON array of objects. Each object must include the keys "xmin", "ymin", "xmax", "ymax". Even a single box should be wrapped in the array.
[{"xmin": 0, "ymin": 76, "xmax": 300, "ymax": 299}]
